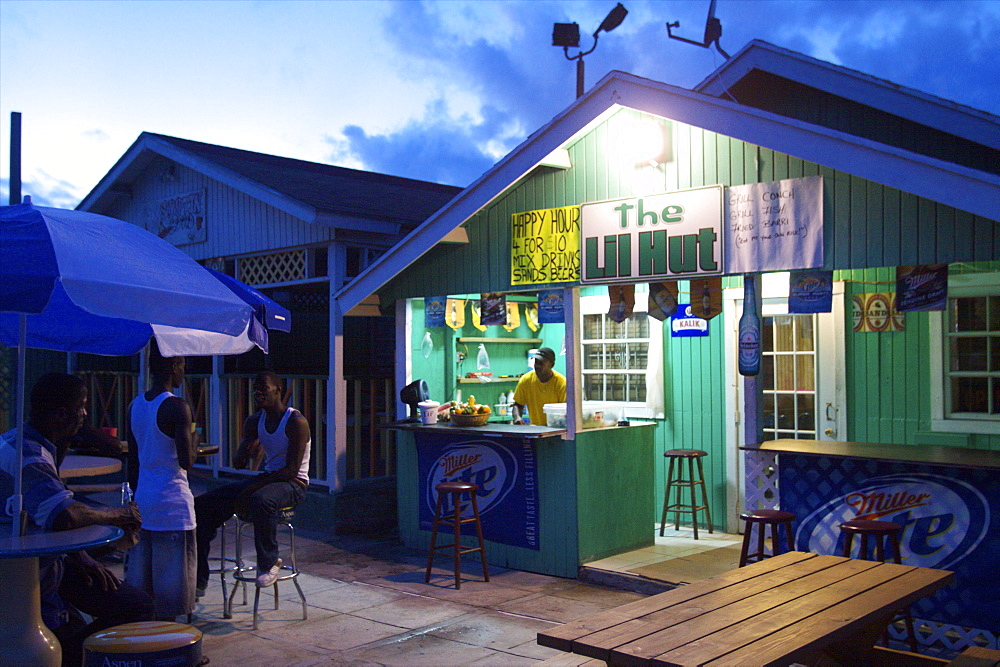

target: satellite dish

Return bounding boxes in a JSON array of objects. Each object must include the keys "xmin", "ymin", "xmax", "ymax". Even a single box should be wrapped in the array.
[{"xmin": 667, "ymin": 0, "xmax": 730, "ymax": 59}]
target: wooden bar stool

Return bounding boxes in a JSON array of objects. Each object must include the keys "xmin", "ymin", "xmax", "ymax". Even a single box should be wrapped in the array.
[
  {"xmin": 659, "ymin": 449, "xmax": 713, "ymax": 539},
  {"xmin": 424, "ymin": 481, "xmax": 489, "ymax": 589},
  {"xmin": 840, "ymin": 519, "xmax": 918, "ymax": 652},
  {"xmin": 739, "ymin": 509, "xmax": 796, "ymax": 567}
]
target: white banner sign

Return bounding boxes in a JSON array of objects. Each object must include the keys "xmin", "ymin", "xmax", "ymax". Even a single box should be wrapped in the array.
[
  {"xmin": 580, "ymin": 185, "xmax": 724, "ymax": 284},
  {"xmin": 724, "ymin": 175, "xmax": 823, "ymax": 274}
]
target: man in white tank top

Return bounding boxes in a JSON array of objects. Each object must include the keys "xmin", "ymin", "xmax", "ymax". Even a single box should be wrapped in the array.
[
  {"xmin": 195, "ymin": 371, "xmax": 311, "ymax": 591},
  {"xmin": 125, "ymin": 344, "xmax": 198, "ymax": 619}
]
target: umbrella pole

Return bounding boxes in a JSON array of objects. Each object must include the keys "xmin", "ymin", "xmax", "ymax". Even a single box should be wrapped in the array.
[{"xmin": 9, "ymin": 315, "xmax": 27, "ymax": 537}]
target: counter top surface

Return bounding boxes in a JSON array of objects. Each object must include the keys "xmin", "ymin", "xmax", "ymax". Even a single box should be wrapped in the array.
[
  {"xmin": 385, "ymin": 420, "xmax": 565, "ymax": 439},
  {"xmin": 743, "ymin": 438, "xmax": 1000, "ymax": 470}
]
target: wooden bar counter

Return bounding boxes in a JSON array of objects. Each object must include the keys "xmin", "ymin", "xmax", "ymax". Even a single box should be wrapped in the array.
[{"xmin": 388, "ymin": 420, "xmax": 656, "ymax": 578}]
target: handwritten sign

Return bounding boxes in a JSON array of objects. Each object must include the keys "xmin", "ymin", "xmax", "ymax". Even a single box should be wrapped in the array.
[
  {"xmin": 511, "ymin": 206, "xmax": 580, "ymax": 286},
  {"xmin": 724, "ymin": 176, "xmax": 823, "ymax": 274}
]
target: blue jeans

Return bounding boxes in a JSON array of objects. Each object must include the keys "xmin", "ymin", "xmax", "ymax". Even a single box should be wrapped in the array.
[{"xmin": 194, "ymin": 476, "xmax": 305, "ymax": 588}]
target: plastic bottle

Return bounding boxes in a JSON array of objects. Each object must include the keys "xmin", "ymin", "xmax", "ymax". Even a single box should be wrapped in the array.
[
  {"xmin": 421, "ymin": 331, "xmax": 433, "ymax": 358},
  {"xmin": 738, "ymin": 274, "xmax": 762, "ymax": 376},
  {"xmin": 477, "ymin": 343, "xmax": 490, "ymax": 370}
]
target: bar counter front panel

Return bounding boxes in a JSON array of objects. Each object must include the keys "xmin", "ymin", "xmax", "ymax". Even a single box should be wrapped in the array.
[
  {"xmin": 392, "ymin": 421, "xmax": 655, "ymax": 579},
  {"xmin": 750, "ymin": 439, "xmax": 999, "ymax": 635}
]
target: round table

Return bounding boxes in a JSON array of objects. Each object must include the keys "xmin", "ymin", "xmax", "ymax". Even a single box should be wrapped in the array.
[
  {"xmin": 1, "ymin": 524, "xmax": 124, "ymax": 666},
  {"xmin": 59, "ymin": 455, "xmax": 122, "ymax": 479}
]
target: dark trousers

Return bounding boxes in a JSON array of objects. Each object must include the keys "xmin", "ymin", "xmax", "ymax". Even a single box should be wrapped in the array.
[
  {"xmin": 56, "ymin": 558, "xmax": 155, "ymax": 666},
  {"xmin": 194, "ymin": 476, "xmax": 305, "ymax": 588}
]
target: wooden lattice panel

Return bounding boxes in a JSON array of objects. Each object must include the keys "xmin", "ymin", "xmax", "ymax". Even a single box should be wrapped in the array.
[
  {"xmin": 239, "ymin": 250, "xmax": 306, "ymax": 285},
  {"xmin": 744, "ymin": 449, "xmax": 779, "ymax": 510}
]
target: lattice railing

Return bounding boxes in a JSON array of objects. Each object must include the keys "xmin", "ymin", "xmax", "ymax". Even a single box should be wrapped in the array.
[
  {"xmin": 239, "ymin": 249, "xmax": 306, "ymax": 285},
  {"xmin": 744, "ymin": 448, "xmax": 779, "ymax": 510}
]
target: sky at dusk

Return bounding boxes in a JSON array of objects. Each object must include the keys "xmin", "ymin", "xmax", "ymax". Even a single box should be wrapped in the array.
[{"xmin": 2, "ymin": 0, "xmax": 998, "ymax": 209}]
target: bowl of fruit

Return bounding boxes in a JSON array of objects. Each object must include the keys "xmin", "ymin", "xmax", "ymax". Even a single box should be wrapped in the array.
[{"xmin": 449, "ymin": 396, "xmax": 491, "ymax": 427}]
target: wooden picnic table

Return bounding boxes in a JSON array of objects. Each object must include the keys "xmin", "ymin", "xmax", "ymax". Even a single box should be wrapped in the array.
[{"xmin": 538, "ymin": 551, "xmax": 955, "ymax": 666}]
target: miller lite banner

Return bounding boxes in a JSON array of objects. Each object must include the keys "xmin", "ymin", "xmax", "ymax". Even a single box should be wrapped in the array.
[
  {"xmin": 416, "ymin": 434, "xmax": 540, "ymax": 551},
  {"xmin": 780, "ymin": 455, "xmax": 999, "ymax": 631}
]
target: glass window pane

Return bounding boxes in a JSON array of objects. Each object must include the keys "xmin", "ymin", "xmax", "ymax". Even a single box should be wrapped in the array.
[
  {"xmin": 775, "ymin": 355, "xmax": 795, "ymax": 391},
  {"xmin": 952, "ymin": 377, "xmax": 988, "ymax": 413},
  {"xmin": 992, "ymin": 337, "xmax": 1000, "ymax": 373},
  {"xmin": 951, "ymin": 337, "xmax": 988, "ymax": 371},
  {"xmin": 762, "ymin": 394, "xmax": 775, "ymax": 430},
  {"xmin": 993, "ymin": 379, "xmax": 999, "ymax": 415},
  {"xmin": 953, "ymin": 297, "xmax": 988, "ymax": 332},
  {"xmin": 583, "ymin": 343, "xmax": 604, "ymax": 370},
  {"xmin": 762, "ymin": 355, "xmax": 775, "ymax": 391},
  {"xmin": 796, "ymin": 355, "xmax": 815, "ymax": 391},
  {"xmin": 990, "ymin": 297, "xmax": 1000, "ymax": 331},
  {"xmin": 762, "ymin": 317, "xmax": 775, "ymax": 353},
  {"xmin": 798, "ymin": 394, "xmax": 815, "ymax": 433},
  {"xmin": 607, "ymin": 318, "xmax": 626, "ymax": 339},
  {"xmin": 583, "ymin": 314, "xmax": 602, "ymax": 340},
  {"xmin": 583, "ymin": 374, "xmax": 603, "ymax": 401},
  {"xmin": 776, "ymin": 394, "xmax": 795, "ymax": 429},
  {"xmin": 629, "ymin": 343, "xmax": 648, "ymax": 370},
  {"xmin": 775, "ymin": 431, "xmax": 797, "ymax": 440},
  {"xmin": 606, "ymin": 343, "xmax": 626, "ymax": 369},
  {"xmin": 630, "ymin": 313, "xmax": 649, "ymax": 338},
  {"xmin": 773, "ymin": 316, "xmax": 794, "ymax": 352},
  {"xmin": 795, "ymin": 316, "xmax": 814, "ymax": 352},
  {"xmin": 606, "ymin": 374, "xmax": 626, "ymax": 401},
  {"xmin": 629, "ymin": 374, "xmax": 646, "ymax": 403}
]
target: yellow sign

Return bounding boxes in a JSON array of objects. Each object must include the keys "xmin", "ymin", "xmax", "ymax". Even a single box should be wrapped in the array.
[{"xmin": 511, "ymin": 205, "xmax": 580, "ymax": 285}]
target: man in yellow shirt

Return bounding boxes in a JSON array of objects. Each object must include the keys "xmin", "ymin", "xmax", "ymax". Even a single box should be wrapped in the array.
[{"xmin": 512, "ymin": 347, "xmax": 566, "ymax": 426}]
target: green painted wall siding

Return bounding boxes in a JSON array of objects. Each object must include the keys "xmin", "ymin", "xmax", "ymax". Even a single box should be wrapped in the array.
[{"xmin": 838, "ymin": 263, "xmax": 1000, "ymax": 453}]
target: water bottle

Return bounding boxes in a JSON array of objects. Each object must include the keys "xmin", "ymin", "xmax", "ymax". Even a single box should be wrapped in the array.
[
  {"xmin": 739, "ymin": 274, "xmax": 761, "ymax": 376},
  {"xmin": 121, "ymin": 481, "xmax": 133, "ymax": 506}
]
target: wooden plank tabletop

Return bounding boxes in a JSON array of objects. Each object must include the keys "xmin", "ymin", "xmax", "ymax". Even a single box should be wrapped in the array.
[{"xmin": 537, "ymin": 552, "xmax": 955, "ymax": 666}]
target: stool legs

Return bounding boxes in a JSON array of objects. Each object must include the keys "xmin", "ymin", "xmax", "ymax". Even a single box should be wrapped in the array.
[
  {"xmin": 695, "ymin": 456, "xmax": 713, "ymax": 536},
  {"xmin": 659, "ymin": 457, "xmax": 677, "ymax": 537},
  {"xmin": 425, "ymin": 485, "xmax": 489, "ymax": 589}
]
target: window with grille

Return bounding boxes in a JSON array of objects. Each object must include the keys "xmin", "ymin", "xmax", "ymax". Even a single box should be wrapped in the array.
[
  {"xmin": 580, "ymin": 299, "xmax": 650, "ymax": 406},
  {"xmin": 760, "ymin": 314, "xmax": 818, "ymax": 440},
  {"xmin": 930, "ymin": 272, "xmax": 1000, "ymax": 434}
]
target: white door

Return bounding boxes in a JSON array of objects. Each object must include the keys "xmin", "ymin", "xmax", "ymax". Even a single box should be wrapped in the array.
[{"xmin": 723, "ymin": 278, "xmax": 846, "ymax": 530}]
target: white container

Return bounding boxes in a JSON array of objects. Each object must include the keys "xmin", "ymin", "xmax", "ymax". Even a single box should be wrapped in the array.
[
  {"xmin": 541, "ymin": 402, "xmax": 620, "ymax": 429},
  {"xmin": 418, "ymin": 400, "xmax": 440, "ymax": 425}
]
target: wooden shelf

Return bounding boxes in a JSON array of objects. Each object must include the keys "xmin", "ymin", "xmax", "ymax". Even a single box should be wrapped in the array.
[
  {"xmin": 457, "ymin": 377, "xmax": 522, "ymax": 384},
  {"xmin": 457, "ymin": 337, "xmax": 542, "ymax": 344}
]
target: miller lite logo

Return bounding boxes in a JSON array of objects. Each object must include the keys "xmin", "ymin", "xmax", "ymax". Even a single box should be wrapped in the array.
[
  {"xmin": 424, "ymin": 440, "xmax": 518, "ymax": 519},
  {"xmin": 797, "ymin": 473, "xmax": 990, "ymax": 570}
]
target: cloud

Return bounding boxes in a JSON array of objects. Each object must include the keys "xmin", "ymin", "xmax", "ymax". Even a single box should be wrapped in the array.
[{"xmin": 1, "ymin": 169, "xmax": 82, "ymax": 209}]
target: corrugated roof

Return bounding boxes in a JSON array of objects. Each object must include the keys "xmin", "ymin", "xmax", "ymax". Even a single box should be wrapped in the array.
[{"xmin": 146, "ymin": 133, "xmax": 462, "ymax": 224}]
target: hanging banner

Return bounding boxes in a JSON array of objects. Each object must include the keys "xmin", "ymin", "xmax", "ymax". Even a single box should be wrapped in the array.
[
  {"xmin": 671, "ymin": 304, "xmax": 709, "ymax": 337},
  {"xmin": 788, "ymin": 270, "xmax": 834, "ymax": 314},
  {"xmin": 648, "ymin": 282, "xmax": 679, "ymax": 321},
  {"xmin": 424, "ymin": 296, "xmax": 447, "ymax": 328},
  {"xmin": 480, "ymin": 293, "xmax": 507, "ymax": 326},
  {"xmin": 510, "ymin": 205, "xmax": 580, "ymax": 285},
  {"xmin": 417, "ymin": 434, "xmax": 540, "ymax": 551},
  {"xmin": 689, "ymin": 277, "xmax": 723, "ymax": 320},
  {"xmin": 503, "ymin": 302, "xmax": 521, "ymax": 332},
  {"xmin": 896, "ymin": 264, "xmax": 948, "ymax": 312},
  {"xmin": 724, "ymin": 175, "xmax": 824, "ymax": 274},
  {"xmin": 445, "ymin": 298, "xmax": 466, "ymax": 330},
  {"xmin": 607, "ymin": 284, "xmax": 635, "ymax": 323},
  {"xmin": 852, "ymin": 293, "xmax": 905, "ymax": 332},
  {"xmin": 580, "ymin": 186, "xmax": 724, "ymax": 284},
  {"xmin": 537, "ymin": 289, "xmax": 565, "ymax": 323}
]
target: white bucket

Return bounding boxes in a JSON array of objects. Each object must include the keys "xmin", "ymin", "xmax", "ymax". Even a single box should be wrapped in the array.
[{"xmin": 418, "ymin": 400, "xmax": 440, "ymax": 425}]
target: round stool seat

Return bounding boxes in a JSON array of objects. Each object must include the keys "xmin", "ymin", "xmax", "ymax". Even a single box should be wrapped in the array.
[
  {"xmin": 664, "ymin": 449, "xmax": 707, "ymax": 458},
  {"xmin": 841, "ymin": 519, "xmax": 902, "ymax": 534},
  {"xmin": 84, "ymin": 621, "xmax": 202, "ymax": 666},
  {"xmin": 436, "ymin": 481, "xmax": 478, "ymax": 493},
  {"xmin": 741, "ymin": 509, "xmax": 796, "ymax": 523}
]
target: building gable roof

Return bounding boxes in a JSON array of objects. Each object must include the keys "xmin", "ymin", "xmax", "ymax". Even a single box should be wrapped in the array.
[
  {"xmin": 78, "ymin": 133, "xmax": 462, "ymax": 230},
  {"xmin": 336, "ymin": 69, "xmax": 999, "ymax": 314},
  {"xmin": 695, "ymin": 40, "xmax": 1000, "ymax": 152}
]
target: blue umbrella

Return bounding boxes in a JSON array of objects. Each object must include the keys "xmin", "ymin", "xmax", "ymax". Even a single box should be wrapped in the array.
[
  {"xmin": 207, "ymin": 267, "xmax": 290, "ymax": 353},
  {"xmin": 1, "ymin": 199, "xmax": 255, "ymax": 535}
]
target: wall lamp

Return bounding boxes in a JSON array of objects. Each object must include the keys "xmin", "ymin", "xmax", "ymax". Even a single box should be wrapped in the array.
[{"xmin": 552, "ymin": 3, "xmax": 628, "ymax": 99}]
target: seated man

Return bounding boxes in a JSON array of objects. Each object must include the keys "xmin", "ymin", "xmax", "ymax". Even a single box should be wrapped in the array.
[
  {"xmin": 0, "ymin": 373, "xmax": 154, "ymax": 666},
  {"xmin": 195, "ymin": 371, "xmax": 311, "ymax": 593}
]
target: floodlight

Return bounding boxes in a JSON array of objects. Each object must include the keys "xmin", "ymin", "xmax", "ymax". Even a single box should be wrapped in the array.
[
  {"xmin": 552, "ymin": 22, "xmax": 580, "ymax": 48},
  {"xmin": 595, "ymin": 3, "xmax": 628, "ymax": 36}
]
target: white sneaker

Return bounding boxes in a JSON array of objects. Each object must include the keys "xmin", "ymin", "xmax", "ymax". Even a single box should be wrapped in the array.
[{"xmin": 255, "ymin": 558, "xmax": 283, "ymax": 588}]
